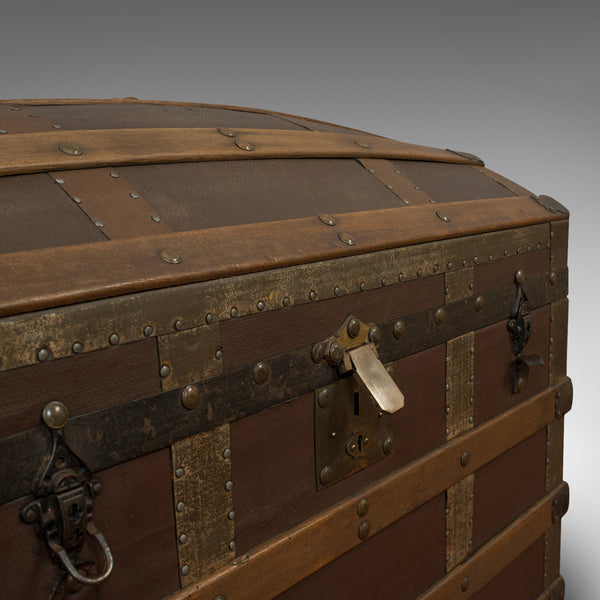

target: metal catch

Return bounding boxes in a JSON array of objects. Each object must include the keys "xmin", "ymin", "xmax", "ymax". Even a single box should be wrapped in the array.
[{"xmin": 20, "ymin": 402, "xmax": 114, "ymax": 586}]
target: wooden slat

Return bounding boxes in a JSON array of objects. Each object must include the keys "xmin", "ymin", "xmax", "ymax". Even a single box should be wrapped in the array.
[
  {"xmin": 544, "ymin": 523, "xmax": 561, "ymax": 589},
  {"xmin": 164, "ymin": 382, "xmax": 561, "ymax": 600},
  {"xmin": 0, "ymin": 196, "xmax": 565, "ymax": 318},
  {"xmin": 474, "ymin": 166, "xmax": 533, "ymax": 197},
  {"xmin": 0, "ymin": 128, "xmax": 480, "ymax": 177},
  {"xmin": 536, "ymin": 576, "xmax": 565, "ymax": 600}
]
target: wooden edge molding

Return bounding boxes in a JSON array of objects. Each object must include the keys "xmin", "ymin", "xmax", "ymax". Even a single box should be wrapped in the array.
[
  {"xmin": 162, "ymin": 387, "xmax": 567, "ymax": 600},
  {"xmin": 0, "ymin": 127, "xmax": 478, "ymax": 177},
  {"xmin": 536, "ymin": 576, "xmax": 565, "ymax": 600},
  {"xmin": 0, "ymin": 196, "xmax": 565, "ymax": 318}
]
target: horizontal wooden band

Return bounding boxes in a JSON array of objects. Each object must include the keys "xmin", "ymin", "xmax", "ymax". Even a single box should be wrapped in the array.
[
  {"xmin": 0, "ymin": 196, "xmax": 565, "ymax": 318},
  {"xmin": 535, "ymin": 576, "xmax": 565, "ymax": 600},
  {"xmin": 0, "ymin": 127, "xmax": 479, "ymax": 178},
  {"xmin": 163, "ymin": 389, "xmax": 567, "ymax": 600}
]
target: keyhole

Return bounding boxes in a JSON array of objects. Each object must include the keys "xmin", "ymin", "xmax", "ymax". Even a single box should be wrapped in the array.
[
  {"xmin": 357, "ymin": 434, "xmax": 364, "ymax": 452},
  {"xmin": 354, "ymin": 391, "xmax": 360, "ymax": 416}
]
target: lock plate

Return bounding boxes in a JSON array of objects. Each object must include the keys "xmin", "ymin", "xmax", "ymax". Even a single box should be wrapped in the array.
[{"xmin": 315, "ymin": 377, "xmax": 394, "ymax": 490}]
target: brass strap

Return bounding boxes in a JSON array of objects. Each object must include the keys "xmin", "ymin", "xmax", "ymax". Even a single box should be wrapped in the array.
[
  {"xmin": 0, "ymin": 128, "xmax": 481, "ymax": 177},
  {"xmin": 49, "ymin": 168, "xmax": 172, "ymax": 239},
  {"xmin": 164, "ymin": 382, "xmax": 565, "ymax": 600},
  {"xmin": 0, "ymin": 196, "xmax": 564, "ymax": 318}
]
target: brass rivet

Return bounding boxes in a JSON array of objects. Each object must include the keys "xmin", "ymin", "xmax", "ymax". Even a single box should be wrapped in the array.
[
  {"xmin": 318, "ymin": 387, "xmax": 332, "ymax": 409},
  {"xmin": 381, "ymin": 277, "xmax": 387, "ymax": 286},
  {"xmin": 10, "ymin": 106, "xmax": 20, "ymax": 111},
  {"xmin": 42, "ymin": 401, "xmax": 69, "ymax": 429},
  {"xmin": 417, "ymin": 268, "xmax": 423, "ymax": 277},
  {"xmin": 435, "ymin": 307, "xmax": 446, "ymax": 325},
  {"xmin": 433, "ymin": 264, "xmax": 439, "ymax": 273},
  {"xmin": 460, "ymin": 451, "xmax": 470, "ymax": 467},
  {"xmin": 159, "ymin": 247, "xmax": 182, "ymax": 264},
  {"xmin": 229, "ymin": 541, "xmax": 236, "ymax": 551},
  {"xmin": 318, "ymin": 213, "xmax": 336, "ymax": 226},
  {"xmin": 174, "ymin": 319, "xmax": 184, "ymax": 331},
  {"xmin": 228, "ymin": 510, "xmax": 235, "ymax": 520},
  {"xmin": 357, "ymin": 498, "xmax": 369, "ymax": 518},
  {"xmin": 447, "ymin": 261, "xmax": 453, "ymax": 270},
  {"xmin": 230, "ymin": 307, "xmax": 239, "ymax": 318},
  {"xmin": 110, "ymin": 172, "xmax": 120, "ymax": 178},
  {"xmin": 218, "ymin": 127, "xmax": 235, "ymax": 137},
  {"xmin": 383, "ymin": 436, "xmax": 393, "ymax": 455},
  {"xmin": 354, "ymin": 139, "xmax": 371, "ymax": 148},
  {"xmin": 205, "ymin": 313, "xmax": 214, "ymax": 324},
  {"xmin": 347, "ymin": 318, "xmax": 361, "ymax": 338},
  {"xmin": 312, "ymin": 342, "xmax": 326, "ymax": 363},
  {"xmin": 334, "ymin": 286, "xmax": 343, "ymax": 296},
  {"xmin": 360, "ymin": 282, "xmax": 367, "ymax": 291},
  {"xmin": 72, "ymin": 196, "xmax": 82, "ymax": 204},
  {"xmin": 338, "ymin": 232, "xmax": 356, "ymax": 246},
  {"xmin": 179, "ymin": 534, "xmax": 188, "ymax": 544},
  {"xmin": 109, "ymin": 333, "xmax": 120, "ymax": 346},
  {"xmin": 549, "ymin": 272, "xmax": 557, "ymax": 286},
  {"xmin": 358, "ymin": 520, "xmax": 371, "ymax": 540},
  {"xmin": 469, "ymin": 282, "xmax": 474, "ymax": 290},
  {"xmin": 181, "ymin": 564, "xmax": 190, "ymax": 576},
  {"xmin": 94, "ymin": 221, "xmax": 105, "ymax": 228},
  {"xmin": 393, "ymin": 320, "xmax": 405, "ymax": 339},
  {"xmin": 225, "ymin": 480, "xmax": 234, "ymax": 491},
  {"xmin": 473, "ymin": 256, "xmax": 479, "ymax": 264},
  {"xmin": 52, "ymin": 124, "xmax": 62, "ymax": 129},
  {"xmin": 435, "ymin": 210, "xmax": 451, "ymax": 222},
  {"xmin": 214, "ymin": 596, "xmax": 226, "ymax": 600},
  {"xmin": 253, "ymin": 362, "xmax": 270, "ymax": 385},
  {"xmin": 368, "ymin": 326, "xmax": 381, "ymax": 345},
  {"xmin": 159, "ymin": 364, "xmax": 171, "ymax": 378},
  {"xmin": 257, "ymin": 301, "xmax": 266, "ymax": 311},
  {"xmin": 475, "ymin": 295, "xmax": 484, "ymax": 312},
  {"xmin": 0, "ymin": 129, "xmax": 7, "ymax": 134},
  {"xmin": 235, "ymin": 139, "xmax": 254, "ymax": 151},
  {"xmin": 143, "ymin": 325, "xmax": 154, "ymax": 337},
  {"xmin": 328, "ymin": 342, "xmax": 345, "ymax": 364},
  {"xmin": 515, "ymin": 269, "xmax": 525, "ymax": 285},
  {"xmin": 175, "ymin": 468, "xmax": 184, "ymax": 477},
  {"xmin": 151, "ymin": 215, "xmax": 161, "ymax": 222},
  {"xmin": 398, "ymin": 272, "xmax": 404, "ymax": 282},
  {"xmin": 215, "ymin": 349, "xmax": 223, "ymax": 360},
  {"xmin": 72, "ymin": 342, "xmax": 83, "ymax": 354},
  {"xmin": 319, "ymin": 466, "xmax": 333, "ymax": 486},
  {"xmin": 130, "ymin": 192, "xmax": 140, "ymax": 199},
  {"xmin": 37, "ymin": 348, "xmax": 50, "ymax": 362},
  {"xmin": 461, "ymin": 576, "xmax": 469, "ymax": 592},
  {"xmin": 223, "ymin": 448, "xmax": 232, "ymax": 459},
  {"xmin": 181, "ymin": 385, "xmax": 200, "ymax": 410},
  {"xmin": 59, "ymin": 141, "xmax": 83, "ymax": 156},
  {"xmin": 283, "ymin": 296, "xmax": 291, "ymax": 307},
  {"xmin": 309, "ymin": 290, "xmax": 317, "ymax": 301}
]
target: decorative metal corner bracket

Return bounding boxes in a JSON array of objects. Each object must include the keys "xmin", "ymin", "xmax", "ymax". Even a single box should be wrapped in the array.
[
  {"xmin": 551, "ymin": 483, "xmax": 570, "ymax": 523},
  {"xmin": 554, "ymin": 377, "xmax": 573, "ymax": 419},
  {"xmin": 20, "ymin": 402, "xmax": 114, "ymax": 587}
]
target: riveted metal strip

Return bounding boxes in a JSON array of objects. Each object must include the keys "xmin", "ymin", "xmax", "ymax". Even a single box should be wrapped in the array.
[
  {"xmin": 0, "ymin": 105, "xmax": 56, "ymax": 134},
  {"xmin": 158, "ymin": 325, "xmax": 223, "ymax": 392},
  {"xmin": 546, "ymin": 420, "xmax": 564, "ymax": 494},
  {"xmin": 445, "ymin": 332, "xmax": 474, "ymax": 440},
  {"xmin": 48, "ymin": 168, "xmax": 172, "ymax": 239},
  {"xmin": 445, "ymin": 473, "xmax": 474, "ymax": 571},
  {"xmin": 550, "ymin": 299, "xmax": 568, "ymax": 385},
  {"xmin": 473, "ymin": 166, "xmax": 532, "ymax": 197},
  {"xmin": 550, "ymin": 220, "xmax": 569, "ymax": 274},
  {"xmin": 357, "ymin": 158, "xmax": 433, "ymax": 205},
  {"xmin": 0, "ymin": 223, "xmax": 552, "ymax": 371},
  {"xmin": 171, "ymin": 425, "xmax": 235, "ymax": 586}
]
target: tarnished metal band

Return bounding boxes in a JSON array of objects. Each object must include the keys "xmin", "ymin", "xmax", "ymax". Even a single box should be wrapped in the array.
[
  {"xmin": 0, "ymin": 128, "xmax": 480, "ymax": 178},
  {"xmin": 0, "ymin": 223, "xmax": 557, "ymax": 370}
]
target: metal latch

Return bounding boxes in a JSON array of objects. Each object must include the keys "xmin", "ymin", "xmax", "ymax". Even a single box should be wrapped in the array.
[
  {"xmin": 312, "ymin": 315, "xmax": 405, "ymax": 489},
  {"xmin": 20, "ymin": 402, "xmax": 114, "ymax": 588}
]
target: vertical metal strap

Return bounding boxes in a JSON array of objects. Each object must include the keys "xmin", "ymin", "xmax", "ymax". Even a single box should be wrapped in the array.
[
  {"xmin": 171, "ymin": 425, "xmax": 235, "ymax": 587},
  {"xmin": 445, "ymin": 474, "xmax": 474, "ymax": 572}
]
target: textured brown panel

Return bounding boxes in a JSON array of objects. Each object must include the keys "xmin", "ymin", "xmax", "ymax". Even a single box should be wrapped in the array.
[
  {"xmin": 221, "ymin": 275, "xmax": 443, "ymax": 371},
  {"xmin": 50, "ymin": 167, "xmax": 172, "ymax": 239},
  {"xmin": 550, "ymin": 220, "xmax": 569, "ymax": 272},
  {"xmin": 474, "ymin": 249, "xmax": 550, "ymax": 294},
  {"xmin": 27, "ymin": 103, "xmax": 306, "ymax": 131},
  {"xmin": 0, "ymin": 173, "xmax": 107, "ymax": 254},
  {"xmin": 231, "ymin": 344, "xmax": 445, "ymax": 554},
  {"xmin": 550, "ymin": 298, "xmax": 568, "ymax": 384},
  {"xmin": 119, "ymin": 159, "xmax": 401, "ymax": 231},
  {"xmin": 172, "ymin": 426, "xmax": 234, "ymax": 587},
  {"xmin": 0, "ymin": 339, "xmax": 160, "ymax": 439},
  {"xmin": 476, "ymin": 166, "xmax": 533, "ymax": 197},
  {"xmin": 390, "ymin": 160, "xmax": 515, "ymax": 202},
  {"xmin": 274, "ymin": 495, "xmax": 445, "ymax": 600},
  {"xmin": 474, "ymin": 306, "xmax": 550, "ymax": 424},
  {"xmin": 473, "ymin": 429, "xmax": 547, "ymax": 550},
  {"xmin": 470, "ymin": 537, "xmax": 544, "ymax": 600},
  {"xmin": 446, "ymin": 474, "xmax": 474, "ymax": 571},
  {"xmin": 546, "ymin": 419, "xmax": 564, "ymax": 493},
  {"xmin": 446, "ymin": 332, "xmax": 475, "ymax": 440},
  {"xmin": 0, "ymin": 104, "xmax": 56, "ymax": 133},
  {"xmin": 544, "ymin": 522, "xmax": 561, "ymax": 587},
  {"xmin": 158, "ymin": 325, "xmax": 222, "ymax": 391},
  {"xmin": 358, "ymin": 157, "xmax": 433, "ymax": 205},
  {"xmin": 445, "ymin": 266, "xmax": 474, "ymax": 303}
]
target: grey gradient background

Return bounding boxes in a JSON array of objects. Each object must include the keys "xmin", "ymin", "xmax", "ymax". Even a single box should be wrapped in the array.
[{"xmin": 2, "ymin": 0, "xmax": 598, "ymax": 597}]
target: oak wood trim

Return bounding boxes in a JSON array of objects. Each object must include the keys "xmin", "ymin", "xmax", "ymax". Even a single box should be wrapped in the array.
[
  {"xmin": 0, "ymin": 196, "xmax": 565, "ymax": 318},
  {"xmin": 165, "ymin": 382, "xmax": 564, "ymax": 600}
]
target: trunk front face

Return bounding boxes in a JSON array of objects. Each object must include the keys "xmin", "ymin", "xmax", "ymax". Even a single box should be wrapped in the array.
[{"xmin": 0, "ymin": 100, "xmax": 570, "ymax": 600}]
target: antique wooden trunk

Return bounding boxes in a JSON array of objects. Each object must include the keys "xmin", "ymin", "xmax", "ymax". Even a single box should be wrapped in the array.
[{"xmin": 0, "ymin": 99, "xmax": 571, "ymax": 600}]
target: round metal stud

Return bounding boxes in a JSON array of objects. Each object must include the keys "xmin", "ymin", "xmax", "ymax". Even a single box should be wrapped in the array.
[
  {"xmin": 0, "ymin": 130, "xmax": 7, "ymax": 134},
  {"xmin": 319, "ymin": 465, "xmax": 333, "ymax": 486},
  {"xmin": 179, "ymin": 534, "xmax": 188, "ymax": 544},
  {"xmin": 435, "ymin": 307, "xmax": 447, "ymax": 325},
  {"xmin": 159, "ymin": 247, "xmax": 182, "ymax": 264},
  {"xmin": 181, "ymin": 564, "xmax": 190, "ymax": 576},
  {"xmin": 59, "ymin": 141, "xmax": 83, "ymax": 156},
  {"xmin": 309, "ymin": 290, "xmax": 317, "ymax": 301},
  {"xmin": 230, "ymin": 307, "xmax": 239, "ymax": 318},
  {"xmin": 357, "ymin": 498, "xmax": 369, "ymax": 518},
  {"xmin": 223, "ymin": 448, "xmax": 232, "ymax": 459},
  {"xmin": 383, "ymin": 436, "xmax": 393, "ymax": 455},
  {"xmin": 52, "ymin": 124, "xmax": 62, "ymax": 129},
  {"xmin": 42, "ymin": 401, "xmax": 69, "ymax": 429},
  {"xmin": 460, "ymin": 451, "xmax": 470, "ymax": 467},
  {"xmin": 338, "ymin": 232, "xmax": 356, "ymax": 246},
  {"xmin": 109, "ymin": 333, "xmax": 120, "ymax": 346},
  {"xmin": 334, "ymin": 286, "xmax": 343, "ymax": 296},
  {"xmin": 94, "ymin": 221, "xmax": 105, "ymax": 228},
  {"xmin": 72, "ymin": 196, "xmax": 82, "ymax": 204},
  {"xmin": 282, "ymin": 296, "xmax": 291, "ymax": 307},
  {"xmin": 433, "ymin": 264, "xmax": 439, "ymax": 273},
  {"xmin": 37, "ymin": 348, "xmax": 50, "ymax": 362},
  {"xmin": 257, "ymin": 300, "xmax": 266, "ymax": 311},
  {"xmin": 175, "ymin": 468, "xmax": 185, "ymax": 478},
  {"xmin": 181, "ymin": 385, "xmax": 200, "ymax": 410},
  {"xmin": 229, "ymin": 541, "xmax": 236, "ymax": 552},
  {"xmin": 10, "ymin": 107, "xmax": 20, "ymax": 111},
  {"xmin": 358, "ymin": 520, "xmax": 371, "ymax": 540},
  {"xmin": 54, "ymin": 178, "xmax": 65, "ymax": 184},
  {"xmin": 143, "ymin": 325, "xmax": 154, "ymax": 337},
  {"xmin": 354, "ymin": 139, "xmax": 371, "ymax": 148},
  {"xmin": 225, "ymin": 480, "xmax": 234, "ymax": 492},
  {"xmin": 393, "ymin": 320, "xmax": 405, "ymax": 339},
  {"xmin": 461, "ymin": 576, "xmax": 469, "ymax": 592},
  {"xmin": 549, "ymin": 271, "xmax": 557, "ymax": 286},
  {"xmin": 159, "ymin": 364, "xmax": 171, "ymax": 378},
  {"xmin": 435, "ymin": 210, "xmax": 451, "ymax": 223},
  {"xmin": 110, "ymin": 172, "xmax": 120, "ymax": 179},
  {"xmin": 312, "ymin": 342, "xmax": 326, "ymax": 363},
  {"xmin": 473, "ymin": 256, "xmax": 479, "ymax": 264},
  {"xmin": 381, "ymin": 276, "xmax": 387, "ymax": 286},
  {"xmin": 515, "ymin": 269, "xmax": 525, "ymax": 285},
  {"xmin": 253, "ymin": 362, "xmax": 270, "ymax": 385},
  {"xmin": 475, "ymin": 295, "xmax": 484, "ymax": 312},
  {"xmin": 130, "ymin": 192, "xmax": 140, "ymax": 199},
  {"xmin": 328, "ymin": 342, "xmax": 345, "ymax": 365},
  {"xmin": 235, "ymin": 139, "xmax": 254, "ymax": 151},
  {"xmin": 318, "ymin": 213, "xmax": 336, "ymax": 226},
  {"xmin": 218, "ymin": 127, "xmax": 235, "ymax": 137},
  {"xmin": 214, "ymin": 596, "xmax": 227, "ymax": 600},
  {"xmin": 151, "ymin": 215, "xmax": 161, "ymax": 222},
  {"xmin": 347, "ymin": 318, "xmax": 361, "ymax": 338},
  {"xmin": 368, "ymin": 326, "xmax": 381, "ymax": 345},
  {"xmin": 398, "ymin": 272, "xmax": 404, "ymax": 282},
  {"xmin": 228, "ymin": 510, "xmax": 235, "ymax": 521},
  {"xmin": 417, "ymin": 268, "xmax": 423, "ymax": 277},
  {"xmin": 205, "ymin": 313, "xmax": 214, "ymax": 324},
  {"xmin": 174, "ymin": 319, "xmax": 184, "ymax": 331},
  {"xmin": 72, "ymin": 342, "xmax": 83, "ymax": 354},
  {"xmin": 215, "ymin": 349, "xmax": 223, "ymax": 360},
  {"xmin": 318, "ymin": 387, "xmax": 332, "ymax": 409}
]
